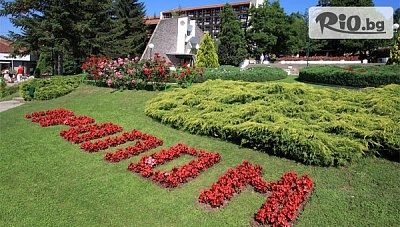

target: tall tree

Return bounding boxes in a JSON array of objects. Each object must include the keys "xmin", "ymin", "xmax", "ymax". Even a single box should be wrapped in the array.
[
  {"xmin": 246, "ymin": 1, "xmax": 291, "ymax": 57},
  {"xmin": 286, "ymin": 12, "xmax": 308, "ymax": 55},
  {"xmin": 0, "ymin": 0, "xmax": 112, "ymax": 74},
  {"xmin": 196, "ymin": 33, "xmax": 219, "ymax": 68},
  {"xmin": 217, "ymin": 3, "xmax": 248, "ymax": 66},
  {"xmin": 103, "ymin": 0, "xmax": 147, "ymax": 58}
]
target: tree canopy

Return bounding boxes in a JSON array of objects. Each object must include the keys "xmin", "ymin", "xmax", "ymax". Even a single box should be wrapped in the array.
[
  {"xmin": 0, "ymin": 0, "xmax": 147, "ymax": 73},
  {"xmin": 217, "ymin": 3, "xmax": 248, "ymax": 66}
]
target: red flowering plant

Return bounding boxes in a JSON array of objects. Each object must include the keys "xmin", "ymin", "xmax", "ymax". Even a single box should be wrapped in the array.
[
  {"xmin": 60, "ymin": 122, "xmax": 123, "ymax": 144},
  {"xmin": 127, "ymin": 143, "xmax": 221, "ymax": 188},
  {"xmin": 198, "ymin": 160, "xmax": 267, "ymax": 208},
  {"xmin": 141, "ymin": 53, "xmax": 172, "ymax": 90},
  {"xmin": 81, "ymin": 54, "xmax": 110, "ymax": 80},
  {"xmin": 80, "ymin": 129, "xmax": 150, "ymax": 153},
  {"xmin": 171, "ymin": 62, "xmax": 205, "ymax": 88},
  {"xmin": 104, "ymin": 130, "xmax": 163, "ymax": 162},
  {"xmin": 25, "ymin": 108, "xmax": 95, "ymax": 127},
  {"xmin": 254, "ymin": 172, "xmax": 314, "ymax": 226}
]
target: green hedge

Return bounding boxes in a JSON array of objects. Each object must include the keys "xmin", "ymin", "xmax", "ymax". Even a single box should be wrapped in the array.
[
  {"xmin": 0, "ymin": 80, "xmax": 20, "ymax": 98},
  {"xmin": 20, "ymin": 75, "xmax": 81, "ymax": 101},
  {"xmin": 145, "ymin": 80, "xmax": 400, "ymax": 166},
  {"xmin": 298, "ymin": 65, "xmax": 400, "ymax": 87},
  {"xmin": 204, "ymin": 65, "xmax": 287, "ymax": 82}
]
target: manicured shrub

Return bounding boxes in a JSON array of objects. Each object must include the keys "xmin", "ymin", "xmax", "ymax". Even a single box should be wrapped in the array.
[
  {"xmin": 204, "ymin": 65, "xmax": 287, "ymax": 82},
  {"xmin": 196, "ymin": 33, "xmax": 219, "ymax": 68},
  {"xmin": 145, "ymin": 80, "xmax": 400, "ymax": 166},
  {"xmin": 0, "ymin": 80, "xmax": 20, "ymax": 98},
  {"xmin": 20, "ymin": 75, "xmax": 80, "ymax": 101},
  {"xmin": 299, "ymin": 65, "xmax": 400, "ymax": 87}
]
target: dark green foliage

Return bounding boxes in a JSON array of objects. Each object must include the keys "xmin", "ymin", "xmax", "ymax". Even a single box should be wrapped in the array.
[
  {"xmin": 102, "ymin": 0, "xmax": 147, "ymax": 58},
  {"xmin": 33, "ymin": 68, "xmax": 41, "ymax": 78},
  {"xmin": 196, "ymin": 33, "xmax": 219, "ymax": 68},
  {"xmin": 299, "ymin": 65, "xmax": 400, "ymax": 87},
  {"xmin": 36, "ymin": 53, "xmax": 52, "ymax": 76},
  {"xmin": 0, "ymin": 0, "xmax": 147, "ymax": 70},
  {"xmin": 145, "ymin": 80, "xmax": 400, "ymax": 166},
  {"xmin": 247, "ymin": 1, "xmax": 302, "ymax": 57},
  {"xmin": 217, "ymin": 3, "xmax": 247, "ymax": 66},
  {"xmin": 204, "ymin": 66, "xmax": 287, "ymax": 82},
  {"xmin": 19, "ymin": 76, "xmax": 81, "ymax": 101}
]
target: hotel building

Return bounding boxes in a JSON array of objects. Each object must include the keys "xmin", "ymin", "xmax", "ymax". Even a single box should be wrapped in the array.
[{"xmin": 160, "ymin": 0, "xmax": 263, "ymax": 39}]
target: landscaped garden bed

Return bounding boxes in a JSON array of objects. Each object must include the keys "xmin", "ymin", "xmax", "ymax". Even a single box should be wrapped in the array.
[
  {"xmin": 1, "ymin": 84, "xmax": 398, "ymax": 226},
  {"xmin": 22, "ymin": 107, "xmax": 315, "ymax": 225},
  {"xmin": 145, "ymin": 79, "xmax": 400, "ymax": 166}
]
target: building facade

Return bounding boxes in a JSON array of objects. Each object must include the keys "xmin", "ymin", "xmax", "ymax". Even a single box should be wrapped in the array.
[
  {"xmin": 160, "ymin": 0, "xmax": 263, "ymax": 39},
  {"xmin": 141, "ymin": 17, "xmax": 204, "ymax": 66},
  {"xmin": 0, "ymin": 38, "xmax": 37, "ymax": 76}
]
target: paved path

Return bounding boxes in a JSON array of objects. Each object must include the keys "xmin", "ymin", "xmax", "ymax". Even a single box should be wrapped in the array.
[{"xmin": 0, "ymin": 97, "xmax": 24, "ymax": 113}]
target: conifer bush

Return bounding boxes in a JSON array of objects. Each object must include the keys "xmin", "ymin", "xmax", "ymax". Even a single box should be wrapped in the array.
[
  {"xmin": 145, "ymin": 80, "xmax": 400, "ymax": 166},
  {"xmin": 196, "ymin": 33, "xmax": 219, "ymax": 68}
]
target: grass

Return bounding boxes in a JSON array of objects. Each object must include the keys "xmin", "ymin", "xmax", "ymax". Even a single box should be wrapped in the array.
[{"xmin": 1, "ymin": 84, "xmax": 399, "ymax": 226}]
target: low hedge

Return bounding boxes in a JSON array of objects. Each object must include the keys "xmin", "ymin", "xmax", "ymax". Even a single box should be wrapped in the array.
[
  {"xmin": 204, "ymin": 65, "xmax": 287, "ymax": 82},
  {"xmin": 0, "ymin": 80, "xmax": 20, "ymax": 98},
  {"xmin": 145, "ymin": 80, "xmax": 400, "ymax": 166},
  {"xmin": 298, "ymin": 65, "xmax": 400, "ymax": 87},
  {"xmin": 20, "ymin": 75, "xmax": 81, "ymax": 101}
]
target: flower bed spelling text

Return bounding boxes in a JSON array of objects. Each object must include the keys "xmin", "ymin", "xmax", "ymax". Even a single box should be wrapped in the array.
[{"xmin": 25, "ymin": 108, "xmax": 314, "ymax": 225}]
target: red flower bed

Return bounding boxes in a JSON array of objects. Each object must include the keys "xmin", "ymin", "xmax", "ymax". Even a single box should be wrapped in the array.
[
  {"xmin": 198, "ymin": 160, "xmax": 267, "ymax": 208},
  {"xmin": 127, "ymin": 143, "xmax": 221, "ymax": 188},
  {"xmin": 25, "ymin": 108, "xmax": 95, "ymax": 127},
  {"xmin": 254, "ymin": 172, "xmax": 314, "ymax": 227},
  {"xmin": 80, "ymin": 129, "xmax": 152, "ymax": 153},
  {"xmin": 104, "ymin": 132, "xmax": 163, "ymax": 162},
  {"xmin": 59, "ymin": 122, "xmax": 123, "ymax": 144}
]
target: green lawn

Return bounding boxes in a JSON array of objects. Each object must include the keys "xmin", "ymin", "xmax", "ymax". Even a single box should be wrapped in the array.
[{"xmin": 0, "ymin": 84, "xmax": 399, "ymax": 226}]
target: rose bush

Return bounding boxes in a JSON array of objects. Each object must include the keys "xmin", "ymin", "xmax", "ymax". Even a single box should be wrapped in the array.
[{"xmin": 82, "ymin": 54, "xmax": 204, "ymax": 90}]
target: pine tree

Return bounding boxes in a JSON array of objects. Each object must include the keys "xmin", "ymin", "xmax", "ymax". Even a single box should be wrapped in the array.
[
  {"xmin": 103, "ymin": 0, "xmax": 147, "ymax": 58},
  {"xmin": 217, "ymin": 3, "xmax": 248, "ymax": 66},
  {"xmin": 196, "ymin": 33, "xmax": 219, "ymax": 68},
  {"xmin": 0, "ymin": 0, "xmax": 111, "ymax": 74}
]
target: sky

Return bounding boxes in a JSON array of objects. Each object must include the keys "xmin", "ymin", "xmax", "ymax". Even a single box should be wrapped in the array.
[{"xmin": 0, "ymin": 0, "xmax": 399, "ymax": 36}]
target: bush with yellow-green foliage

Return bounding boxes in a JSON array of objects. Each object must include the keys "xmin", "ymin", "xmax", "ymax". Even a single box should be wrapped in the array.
[
  {"xmin": 20, "ymin": 75, "xmax": 81, "ymax": 101},
  {"xmin": 145, "ymin": 80, "xmax": 400, "ymax": 166},
  {"xmin": 196, "ymin": 33, "xmax": 219, "ymax": 68}
]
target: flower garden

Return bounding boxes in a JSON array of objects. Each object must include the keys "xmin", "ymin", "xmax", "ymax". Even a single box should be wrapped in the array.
[
  {"xmin": 24, "ymin": 107, "xmax": 315, "ymax": 226},
  {"xmin": 2, "ymin": 55, "xmax": 398, "ymax": 226}
]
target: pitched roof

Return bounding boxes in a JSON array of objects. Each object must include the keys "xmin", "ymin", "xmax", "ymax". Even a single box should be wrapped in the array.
[
  {"xmin": 144, "ymin": 16, "xmax": 160, "ymax": 25},
  {"xmin": 0, "ymin": 38, "xmax": 14, "ymax": 53}
]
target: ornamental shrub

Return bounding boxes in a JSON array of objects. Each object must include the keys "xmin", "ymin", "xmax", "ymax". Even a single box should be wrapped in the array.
[
  {"xmin": 145, "ymin": 80, "xmax": 400, "ymax": 166},
  {"xmin": 299, "ymin": 65, "xmax": 400, "ymax": 87},
  {"xmin": 196, "ymin": 33, "xmax": 220, "ymax": 68},
  {"xmin": 20, "ymin": 75, "xmax": 80, "ymax": 101},
  {"xmin": 204, "ymin": 66, "xmax": 287, "ymax": 82}
]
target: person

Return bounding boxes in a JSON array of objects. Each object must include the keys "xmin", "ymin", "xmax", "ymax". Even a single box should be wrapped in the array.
[
  {"xmin": 16, "ymin": 65, "xmax": 24, "ymax": 82},
  {"xmin": 260, "ymin": 53, "xmax": 264, "ymax": 64},
  {"xmin": 3, "ymin": 69, "xmax": 12, "ymax": 83}
]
